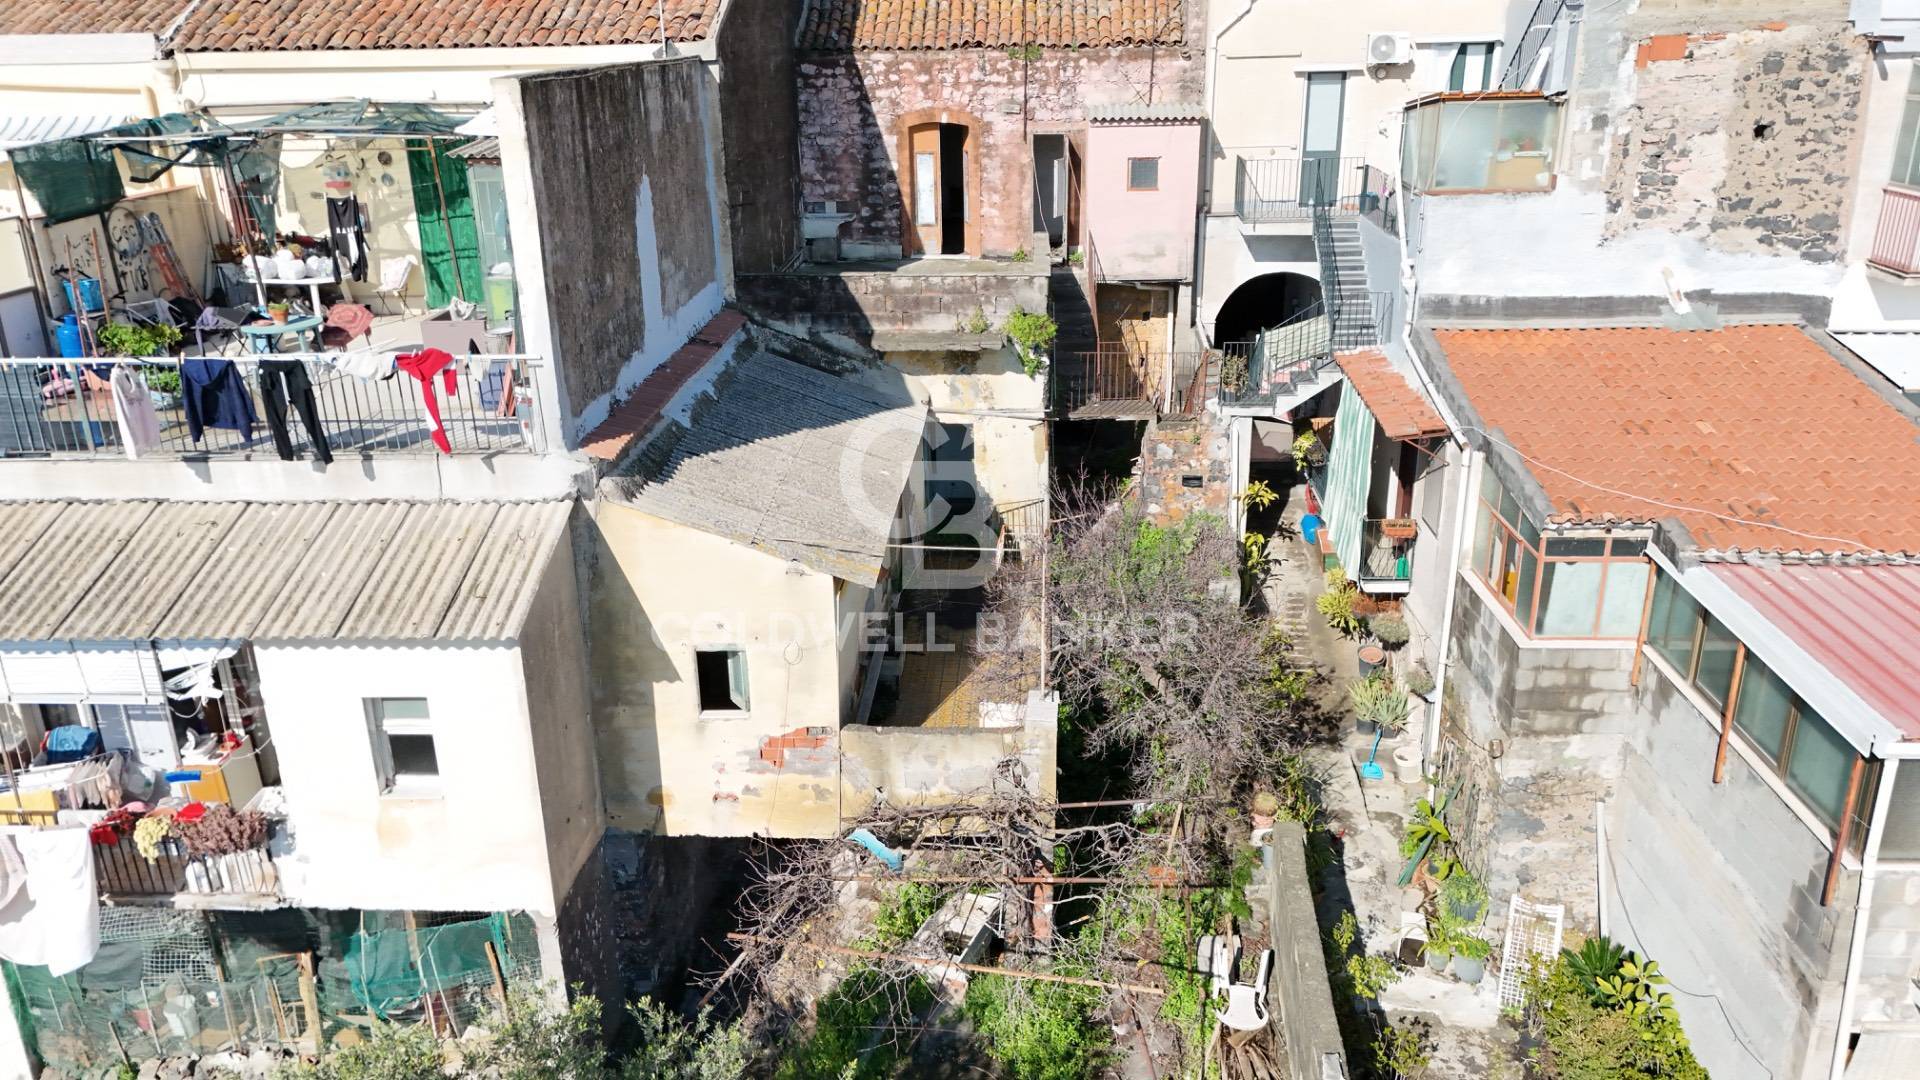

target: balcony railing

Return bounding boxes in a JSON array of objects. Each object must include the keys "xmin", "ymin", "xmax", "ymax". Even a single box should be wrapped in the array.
[
  {"xmin": 0, "ymin": 353, "xmax": 548, "ymax": 460},
  {"xmin": 1233, "ymin": 155, "xmax": 1366, "ymax": 224},
  {"xmin": 0, "ymin": 806, "xmax": 283, "ymax": 901},
  {"xmin": 1218, "ymin": 303, "xmax": 1334, "ymax": 409},
  {"xmin": 1358, "ymin": 518, "xmax": 1417, "ymax": 586},
  {"xmin": 1869, "ymin": 184, "xmax": 1920, "ymax": 278}
]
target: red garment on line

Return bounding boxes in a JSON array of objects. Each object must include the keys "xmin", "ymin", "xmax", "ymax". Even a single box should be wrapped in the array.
[{"xmin": 396, "ymin": 348, "xmax": 459, "ymax": 454}]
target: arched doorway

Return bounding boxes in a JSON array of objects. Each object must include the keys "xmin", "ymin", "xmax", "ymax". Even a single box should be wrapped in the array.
[
  {"xmin": 1211, "ymin": 272, "xmax": 1322, "ymax": 349},
  {"xmin": 899, "ymin": 108, "xmax": 982, "ymax": 257}
]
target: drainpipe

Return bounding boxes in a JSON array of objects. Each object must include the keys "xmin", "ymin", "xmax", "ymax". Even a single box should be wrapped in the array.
[
  {"xmin": 1423, "ymin": 442, "xmax": 1476, "ymax": 770},
  {"xmin": 1830, "ymin": 756, "xmax": 1899, "ymax": 1080}
]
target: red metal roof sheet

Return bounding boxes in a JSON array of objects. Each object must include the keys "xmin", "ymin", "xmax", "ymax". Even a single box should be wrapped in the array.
[
  {"xmin": 1433, "ymin": 325, "xmax": 1920, "ymax": 556},
  {"xmin": 1710, "ymin": 562, "xmax": 1920, "ymax": 740}
]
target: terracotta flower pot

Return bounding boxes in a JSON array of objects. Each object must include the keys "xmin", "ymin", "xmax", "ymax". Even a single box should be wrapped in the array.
[
  {"xmin": 269, "ymin": 309, "xmax": 288, "ymax": 325},
  {"xmin": 1358, "ymin": 644, "xmax": 1386, "ymax": 675}
]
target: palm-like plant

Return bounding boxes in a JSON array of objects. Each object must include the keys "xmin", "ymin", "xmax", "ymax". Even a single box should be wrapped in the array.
[{"xmin": 1562, "ymin": 935, "xmax": 1626, "ymax": 996}]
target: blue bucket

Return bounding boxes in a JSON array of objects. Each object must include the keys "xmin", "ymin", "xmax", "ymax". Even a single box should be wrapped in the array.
[
  {"xmin": 1301, "ymin": 513, "xmax": 1323, "ymax": 546},
  {"xmin": 63, "ymin": 277, "xmax": 103, "ymax": 314},
  {"xmin": 55, "ymin": 314, "xmax": 84, "ymax": 358}
]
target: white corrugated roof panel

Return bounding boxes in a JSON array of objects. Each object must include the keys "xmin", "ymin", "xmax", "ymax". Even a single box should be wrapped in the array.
[
  {"xmin": 58, "ymin": 501, "xmax": 245, "ymax": 640},
  {"xmin": 0, "ymin": 501, "xmax": 155, "ymax": 640},
  {"xmin": 335, "ymin": 502, "xmax": 500, "ymax": 640},
  {"xmin": 0, "ymin": 114, "xmax": 133, "ymax": 152}
]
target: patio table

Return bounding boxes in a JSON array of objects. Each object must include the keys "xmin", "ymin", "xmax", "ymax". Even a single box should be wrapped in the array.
[{"xmin": 238, "ymin": 315, "xmax": 323, "ymax": 354}]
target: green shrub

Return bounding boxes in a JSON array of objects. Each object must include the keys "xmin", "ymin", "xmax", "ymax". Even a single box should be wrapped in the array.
[
  {"xmin": 1523, "ymin": 950, "xmax": 1707, "ymax": 1080},
  {"xmin": 1317, "ymin": 587, "xmax": 1363, "ymax": 637},
  {"xmin": 776, "ymin": 968, "xmax": 931, "ymax": 1080},
  {"xmin": 1402, "ymin": 662, "xmax": 1436, "ymax": 697},
  {"xmin": 866, "ymin": 882, "xmax": 942, "ymax": 948},
  {"xmin": 97, "ymin": 321, "xmax": 181, "ymax": 358},
  {"xmin": 272, "ymin": 1020, "xmax": 441, "ymax": 1080},
  {"xmin": 1369, "ymin": 614, "xmax": 1411, "ymax": 648},
  {"xmin": 963, "ymin": 972, "xmax": 1108, "ymax": 1080},
  {"xmin": 621, "ymin": 997, "xmax": 751, "ymax": 1080},
  {"xmin": 466, "ymin": 985, "xmax": 605, "ymax": 1080},
  {"xmin": 1349, "ymin": 674, "xmax": 1412, "ymax": 734},
  {"xmin": 1005, "ymin": 308, "xmax": 1057, "ymax": 376}
]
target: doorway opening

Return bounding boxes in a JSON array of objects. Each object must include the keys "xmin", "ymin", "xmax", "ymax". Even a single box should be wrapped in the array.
[
  {"xmin": 1032, "ymin": 133, "xmax": 1068, "ymax": 250},
  {"xmin": 908, "ymin": 121, "xmax": 972, "ymax": 256}
]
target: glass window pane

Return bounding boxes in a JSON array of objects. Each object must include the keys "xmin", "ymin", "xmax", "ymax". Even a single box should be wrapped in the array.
[
  {"xmin": 1537, "ymin": 561, "xmax": 1603, "ymax": 636},
  {"xmin": 1648, "ymin": 573, "xmax": 1701, "ymax": 674},
  {"xmin": 1498, "ymin": 483, "xmax": 1520, "ymax": 527},
  {"xmin": 1732, "ymin": 660, "xmax": 1793, "ymax": 761},
  {"xmin": 377, "ymin": 697, "xmax": 430, "ymax": 721},
  {"xmin": 1480, "ymin": 465, "xmax": 1502, "ymax": 504},
  {"xmin": 1693, "ymin": 618, "xmax": 1739, "ymax": 707},
  {"xmin": 914, "ymin": 152, "xmax": 937, "ymax": 226},
  {"xmin": 1472, "ymin": 501, "xmax": 1494, "ymax": 577},
  {"xmin": 1516, "ymin": 548, "xmax": 1539, "ymax": 630},
  {"xmin": 1786, "ymin": 709, "xmax": 1856, "ymax": 827},
  {"xmin": 1543, "ymin": 537, "xmax": 1608, "ymax": 557},
  {"xmin": 1876, "ymin": 764, "xmax": 1920, "ymax": 861},
  {"xmin": 1597, "ymin": 560, "xmax": 1650, "ymax": 637},
  {"xmin": 388, "ymin": 733, "xmax": 439, "ymax": 778},
  {"xmin": 1609, "ymin": 537, "xmax": 1649, "ymax": 557},
  {"xmin": 1896, "ymin": 69, "xmax": 1920, "ymax": 187},
  {"xmin": 1449, "ymin": 47, "xmax": 1468, "ymax": 92},
  {"xmin": 1128, "ymin": 158, "xmax": 1160, "ymax": 189}
]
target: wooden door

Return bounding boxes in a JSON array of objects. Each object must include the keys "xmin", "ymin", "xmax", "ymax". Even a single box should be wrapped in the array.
[{"xmin": 908, "ymin": 123, "xmax": 942, "ymax": 256}]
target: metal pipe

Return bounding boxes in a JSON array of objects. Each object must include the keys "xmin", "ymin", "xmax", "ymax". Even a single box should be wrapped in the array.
[{"xmin": 1831, "ymin": 758, "xmax": 1897, "ymax": 1080}]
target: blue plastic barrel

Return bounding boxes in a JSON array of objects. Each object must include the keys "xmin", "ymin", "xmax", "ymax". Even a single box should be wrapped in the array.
[
  {"xmin": 1301, "ymin": 514, "xmax": 1323, "ymax": 546},
  {"xmin": 55, "ymin": 314, "xmax": 83, "ymax": 358},
  {"xmin": 62, "ymin": 277, "xmax": 103, "ymax": 314}
]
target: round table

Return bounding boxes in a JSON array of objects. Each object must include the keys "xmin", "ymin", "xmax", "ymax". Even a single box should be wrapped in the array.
[{"xmin": 238, "ymin": 315, "xmax": 323, "ymax": 354}]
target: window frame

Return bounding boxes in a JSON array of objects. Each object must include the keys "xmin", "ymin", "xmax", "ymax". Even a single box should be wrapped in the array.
[
  {"xmin": 365, "ymin": 697, "xmax": 439, "ymax": 796},
  {"xmin": 1892, "ymin": 65, "xmax": 1920, "ymax": 189},
  {"xmin": 1126, "ymin": 157, "xmax": 1161, "ymax": 191},
  {"xmin": 1448, "ymin": 42, "xmax": 1498, "ymax": 93},
  {"xmin": 1470, "ymin": 473, "xmax": 1648, "ymax": 639},
  {"xmin": 694, "ymin": 647, "xmax": 751, "ymax": 716}
]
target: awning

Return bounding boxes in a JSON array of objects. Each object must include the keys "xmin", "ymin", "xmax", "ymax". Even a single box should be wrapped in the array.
[
  {"xmin": 1331, "ymin": 348, "xmax": 1449, "ymax": 440},
  {"xmin": 0, "ymin": 499, "xmax": 574, "ymax": 649},
  {"xmin": 0, "ymin": 114, "xmax": 132, "ymax": 153},
  {"xmin": 232, "ymin": 100, "xmax": 468, "ymax": 139}
]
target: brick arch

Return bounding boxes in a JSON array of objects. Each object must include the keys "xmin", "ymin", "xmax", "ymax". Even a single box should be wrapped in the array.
[{"xmin": 896, "ymin": 105, "xmax": 985, "ymax": 257}]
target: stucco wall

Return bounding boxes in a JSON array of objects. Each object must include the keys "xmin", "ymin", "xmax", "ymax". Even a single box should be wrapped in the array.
[
  {"xmin": 839, "ymin": 690, "xmax": 1059, "ymax": 817},
  {"xmin": 253, "ymin": 642, "xmax": 562, "ymax": 915},
  {"xmin": 796, "ymin": 46, "xmax": 1202, "ymax": 258},
  {"xmin": 859, "ymin": 346, "xmax": 1049, "ymax": 514},
  {"xmin": 588, "ymin": 502, "xmax": 849, "ymax": 839},
  {"xmin": 1196, "ymin": 217, "xmax": 1317, "ymax": 342},
  {"xmin": 507, "ymin": 58, "xmax": 726, "ymax": 439},
  {"xmin": 1607, "ymin": 654, "xmax": 1858, "ymax": 1080},
  {"xmin": 273, "ymin": 136, "xmax": 426, "ymax": 303},
  {"xmin": 1085, "ymin": 121, "xmax": 1203, "ymax": 280}
]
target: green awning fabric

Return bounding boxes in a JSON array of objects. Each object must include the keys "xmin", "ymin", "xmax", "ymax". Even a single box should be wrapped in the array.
[
  {"xmin": 408, "ymin": 141, "xmax": 482, "ymax": 306},
  {"xmin": 10, "ymin": 136, "xmax": 124, "ymax": 224},
  {"xmin": 238, "ymin": 100, "xmax": 465, "ymax": 138}
]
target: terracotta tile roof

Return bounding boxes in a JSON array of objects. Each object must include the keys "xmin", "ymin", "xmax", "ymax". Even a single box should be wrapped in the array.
[
  {"xmin": 173, "ymin": 0, "xmax": 719, "ymax": 52},
  {"xmin": 0, "ymin": 0, "xmax": 189, "ymax": 36},
  {"xmin": 1331, "ymin": 349, "xmax": 1448, "ymax": 441},
  {"xmin": 581, "ymin": 308, "xmax": 747, "ymax": 463},
  {"xmin": 798, "ymin": 0, "xmax": 1184, "ymax": 50},
  {"xmin": 1433, "ymin": 325, "xmax": 1920, "ymax": 556}
]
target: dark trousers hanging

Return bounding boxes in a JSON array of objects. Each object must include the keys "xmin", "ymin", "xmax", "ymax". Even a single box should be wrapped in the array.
[{"xmin": 260, "ymin": 359, "xmax": 333, "ymax": 464}]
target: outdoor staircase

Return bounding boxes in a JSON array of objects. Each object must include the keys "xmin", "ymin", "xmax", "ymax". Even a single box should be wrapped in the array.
[
  {"xmin": 1322, "ymin": 218, "xmax": 1381, "ymax": 352},
  {"xmin": 1053, "ymin": 262, "xmax": 1153, "ymax": 419}
]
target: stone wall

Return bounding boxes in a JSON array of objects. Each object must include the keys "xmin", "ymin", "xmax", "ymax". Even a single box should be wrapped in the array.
[
  {"xmin": 736, "ymin": 264, "xmax": 1049, "ymax": 342},
  {"xmin": 715, "ymin": 0, "xmax": 801, "ymax": 273},
  {"xmin": 796, "ymin": 45, "xmax": 1203, "ymax": 258},
  {"xmin": 1604, "ymin": 20, "xmax": 1865, "ymax": 264},
  {"xmin": 1137, "ymin": 416, "xmax": 1231, "ymax": 525}
]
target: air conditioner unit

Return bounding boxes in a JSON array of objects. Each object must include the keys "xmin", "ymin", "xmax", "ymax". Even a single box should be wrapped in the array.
[{"xmin": 1366, "ymin": 32, "xmax": 1414, "ymax": 66}]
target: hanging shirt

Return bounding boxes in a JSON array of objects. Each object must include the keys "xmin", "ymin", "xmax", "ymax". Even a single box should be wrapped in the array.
[
  {"xmin": 180, "ymin": 359, "xmax": 257, "ymax": 442},
  {"xmin": 396, "ymin": 348, "xmax": 458, "ymax": 454},
  {"xmin": 0, "ymin": 827, "xmax": 100, "ymax": 977},
  {"xmin": 326, "ymin": 196, "xmax": 369, "ymax": 282},
  {"xmin": 329, "ymin": 351, "xmax": 393, "ymax": 381},
  {"xmin": 109, "ymin": 365, "xmax": 163, "ymax": 459}
]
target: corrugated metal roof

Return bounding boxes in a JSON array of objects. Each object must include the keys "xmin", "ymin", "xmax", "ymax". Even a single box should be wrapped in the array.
[
  {"xmin": 1710, "ymin": 562, "xmax": 1920, "ymax": 741},
  {"xmin": 0, "ymin": 500, "xmax": 571, "ymax": 645},
  {"xmin": 336, "ymin": 503, "xmax": 500, "ymax": 640},
  {"xmin": 448, "ymin": 136, "xmax": 500, "ymax": 161},
  {"xmin": 0, "ymin": 502, "xmax": 156, "ymax": 640},
  {"xmin": 60, "ymin": 502, "xmax": 245, "ymax": 640},
  {"xmin": 1088, "ymin": 102, "xmax": 1207, "ymax": 122},
  {"xmin": 439, "ymin": 501, "xmax": 574, "ymax": 642},
  {"xmin": 0, "ymin": 114, "xmax": 135, "ymax": 152},
  {"xmin": 151, "ymin": 502, "xmax": 338, "ymax": 642},
  {"xmin": 603, "ymin": 344, "xmax": 926, "ymax": 587}
]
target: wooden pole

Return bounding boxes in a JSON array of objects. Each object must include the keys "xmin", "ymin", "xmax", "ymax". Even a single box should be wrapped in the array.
[
  {"xmin": 1711, "ymin": 644, "xmax": 1746, "ymax": 784},
  {"xmin": 484, "ymin": 939, "xmax": 508, "ymax": 1005},
  {"xmin": 422, "ymin": 140, "xmax": 467, "ymax": 303},
  {"xmin": 296, "ymin": 952, "xmax": 322, "ymax": 1055},
  {"xmin": 6, "ymin": 161, "xmax": 55, "ymax": 336},
  {"xmin": 1823, "ymin": 755, "xmax": 1867, "ymax": 908},
  {"xmin": 1629, "ymin": 566, "xmax": 1658, "ymax": 688},
  {"xmin": 723, "ymin": 932, "xmax": 1166, "ymax": 996}
]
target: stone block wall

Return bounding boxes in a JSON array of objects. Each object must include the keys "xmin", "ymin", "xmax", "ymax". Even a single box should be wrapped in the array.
[
  {"xmin": 735, "ymin": 266, "xmax": 1049, "ymax": 342},
  {"xmin": 796, "ymin": 45, "xmax": 1202, "ymax": 257},
  {"xmin": 1857, "ymin": 870, "xmax": 1920, "ymax": 1025},
  {"xmin": 1138, "ymin": 417, "xmax": 1231, "ymax": 525},
  {"xmin": 839, "ymin": 690, "xmax": 1059, "ymax": 816}
]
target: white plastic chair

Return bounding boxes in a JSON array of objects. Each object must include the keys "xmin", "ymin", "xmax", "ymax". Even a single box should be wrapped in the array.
[
  {"xmin": 1217, "ymin": 949, "xmax": 1273, "ymax": 1031},
  {"xmin": 374, "ymin": 255, "xmax": 417, "ymax": 316}
]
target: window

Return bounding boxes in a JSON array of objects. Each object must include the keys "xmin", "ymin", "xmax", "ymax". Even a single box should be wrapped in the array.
[
  {"xmin": 1893, "ymin": 66, "xmax": 1920, "ymax": 188},
  {"xmin": 1471, "ymin": 469, "xmax": 1648, "ymax": 638},
  {"xmin": 1448, "ymin": 42, "xmax": 1497, "ymax": 93},
  {"xmin": 366, "ymin": 698, "xmax": 437, "ymax": 794},
  {"xmin": 695, "ymin": 649, "xmax": 750, "ymax": 714},
  {"xmin": 1732, "ymin": 661, "xmax": 1793, "ymax": 762},
  {"xmin": 1403, "ymin": 95, "xmax": 1560, "ymax": 193},
  {"xmin": 1784, "ymin": 706, "xmax": 1855, "ymax": 827},
  {"xmin": 1127, "ymin": 157, "xmax": 1160, "ymax": 191}
]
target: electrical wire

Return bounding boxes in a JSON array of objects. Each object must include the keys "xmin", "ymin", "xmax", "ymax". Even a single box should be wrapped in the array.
[
  {"xmin": 1602, "ymin": 839, "xmax": 1777, "ymax": 1080},
  {"xmin": 1460, "ymin": 425, "xmax": 1880, "ymax": 554}
]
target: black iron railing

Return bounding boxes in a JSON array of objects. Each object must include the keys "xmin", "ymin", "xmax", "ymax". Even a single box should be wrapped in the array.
[
  {"xmin": 1358, "ymin": 518, "xmax": 1417, "ymax": 584},
  {"xmin": 1233, "ymin": 156, "xmax": 1365, "ymax": 224}
]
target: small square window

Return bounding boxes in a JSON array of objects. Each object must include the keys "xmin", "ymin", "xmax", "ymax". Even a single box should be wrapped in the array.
[
  {"xmin": 1127, "ymin": 157, "xmax": 1160, "ymax": 190},
  {"xmin": 366, "ymin": 698, "xmax": 438, "ymax": 795},
  {"xmin": 695, "ymin": 649, "xmax": 750, "ymax": 713}
]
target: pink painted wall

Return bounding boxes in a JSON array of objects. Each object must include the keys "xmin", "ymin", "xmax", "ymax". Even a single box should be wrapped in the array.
[{"xmin": 1084, "ymin": 121, "xmax": 1203, "ymax": 281}]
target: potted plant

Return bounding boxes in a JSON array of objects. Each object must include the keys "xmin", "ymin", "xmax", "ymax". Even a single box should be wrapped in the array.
[
  {"xmin": 1318, "ymin": 579, "xmax": 1364, "ymax": 639},
  {"xmin": 1421, "ymin": 929, "xmax": 1453, "ymax": 973},
  {"xmin": 1251, "ymin": 790, "xmax": 1281, "ymax": 829},
  {"xmin": 1349, "ymin": 673, "xmax": 1411, "ymax": 739},
  {"xmin": 97, "ymin": 321, "xmax": 183, "ymax": 359},
  {"xmin": 1005, "ymin": 308, "xmax": 1057, "ymax": 378},
  {"xmin": 1403, "ymin": 661, "xmax": 1436, "ymax": 700},
  {"xmin": 1381, "ymin": 517, "xmax": 1418, "ymax": 540},
  {"xmin": 1392, "ymin": 743, "xmax": 1424, "ymax": 785},
  {"xmin": 1441, "ymin": 869, "xmax": 1489, "ymax": 923},
  {"xmin": 1357, "ymin": 641, "xmax": 1386, "ymax": 675},
  {"xmin": 1369, "ymin": 614, "xmax": 1411, "ymax": 651},
  {"xmin": 1450, "ymin": 932, "xmax": 1492, "ymax": 985},
  {"xmin": 267, "ymin": 301, "xmax": 290, "ymax": 325}
]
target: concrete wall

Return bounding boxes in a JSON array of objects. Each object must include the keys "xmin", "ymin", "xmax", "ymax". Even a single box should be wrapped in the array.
[
  {"xmin": 503, "ymin": 58, "xmax": 727, "ymax": 442},
  {"xmin": 1830, "ymin": 52, "xmax": 1920, "ymax": 330},
  {"xmin": 0, "ymin": 454, "xmax": 586, "ymax": 503},
  {"xmin": 1196, "ymin": 217, "xmax": 1318, "ymax": 342},
  {"xmin": 253, "ymin": 641, "xmax": 564, "ymax": 915},
  {"xmin": 796, "ymin": 45, "xmax": 1203, "ymax": 259},
  {"xmin": 1414, "ymin": 3, "xmax": 1863, "ymax": 306},
  {"xmin": 736, "ymin": 263, "xmax": 1049, "ymax": 341},
  {"xmin": 1265, "ymin": 820, "xmax": 1347, "ymax": 1080},
  {"xmin": 714, "ymin": 0, "xmax": 801, "ymax": 273},
  {"xmin": 588, "ymin": 502, "xmax": 849, "ymax": 839},
  {"xmin": 1606, "ymin": 654, "xmax": 1859, "ymax": 1080},
  {"xmin": 840, "ymin": 690, "xmax": 1059, "ymax": 816},
  {"xmin": 1855, "ymin": 868, "xmax": 1920, "ymax": 1026},
  {"xmin": 1085, "ymin": 121, "xmax": 1203, "ymax": 280},
  {"xmin": 858, "ymin": 345, "xmax": 1049, "ymax": 514}
]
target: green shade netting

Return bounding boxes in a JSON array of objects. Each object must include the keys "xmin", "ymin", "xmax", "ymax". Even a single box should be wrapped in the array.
[
  {"xmin": 407, "ymin": 140, "xmax": 483, "ymax": 307},
  {"xmin": 10, "ymin": 137, "xmax": 124, "ymax": 224}
]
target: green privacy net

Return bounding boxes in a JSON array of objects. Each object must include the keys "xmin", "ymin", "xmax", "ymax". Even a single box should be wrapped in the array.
[
  {"xmin": 5, "ymin": 908, "xmax": 540, "ymax": 1073},
  {"xmin": 8, "ymin": 136, "xmax": 125, "ymax": 225}
]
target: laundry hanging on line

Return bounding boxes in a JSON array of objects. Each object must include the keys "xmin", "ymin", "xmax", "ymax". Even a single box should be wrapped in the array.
[
  {"xmin": 180, "ymin": 359, "xmax": 257, "ymax": 442},
  {"xmin": 260, "ymin": 359, "xmax": 334, "ymax": 465},
  {"xmin": 397, "ymin": 347, "xmax": 459, "ymax": 454},
  {"xmin": 327, "ymin": 196, "xmax": 370, "ymax": 282},
  {"xmin": 108, "ymin": 365, "xmax": 163, "ymax": 459}
]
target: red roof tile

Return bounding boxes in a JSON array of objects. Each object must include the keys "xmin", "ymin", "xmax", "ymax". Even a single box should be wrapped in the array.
[
  {"xmin": 580, "ymin": 308, "xmax": 747, "ymax": 463},
  {"xmin": 0, "ymin": 0, "xmax": 189, "ymax": 36},
  {"xmin": 172, "ymin": 0, "xmax": 720, "ymax": 52},
  {"xmin": 1332, "ymin": 349, "xmax": 1448, "ymax": 441},
  {"xmin": 798, "ymin": 0, "xmax": 1184, "ymax": 50},
  {"xmin": 1712, "ymin": 562, "xmax": 1920, "ymax": 739},
  {"xmin": 1433, "ymin": 325, "xmax": 1920, "ymax": 556}
]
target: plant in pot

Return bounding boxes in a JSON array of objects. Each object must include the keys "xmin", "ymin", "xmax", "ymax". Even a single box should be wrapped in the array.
[
  {"xmin": 97, "ymin": 321, "xmax": 183, "ymax": 359},
  {"xmin": 1403, "ymin": 661, "xmax": 1436, "ymax": 700},
  {"xmin": 1250, "ymin": 790, "xmax": 1281, "ymax": 829},
  {"xmin": 266, "ymin": 300, "xmax": 290, "ymax": 325},
  {"xmin": 1349, "ymin": 673, "xmax": 1411, "ymax": 739},
  {"xmin": 1441, "ymin": 869, "xmax": 1489, "ymax": 923},
  {"xmin": 1447, "ymin": 926, "xmax": 1492, "ymax": 986},
  {"xmin": 1400, "ymin": 789, "xmax": 1463, "ymax": 885},
  {"xmin": 1004, "ymin": 307, "xmax": 1057, "ymax": 378},
  {"xmin": 1318, "ymin": 581, "xmax": 1364, "ymax": 638},
  {"xmin": 1369, "ymin": 614, "xmax": 1411, "ymax": 651}
]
